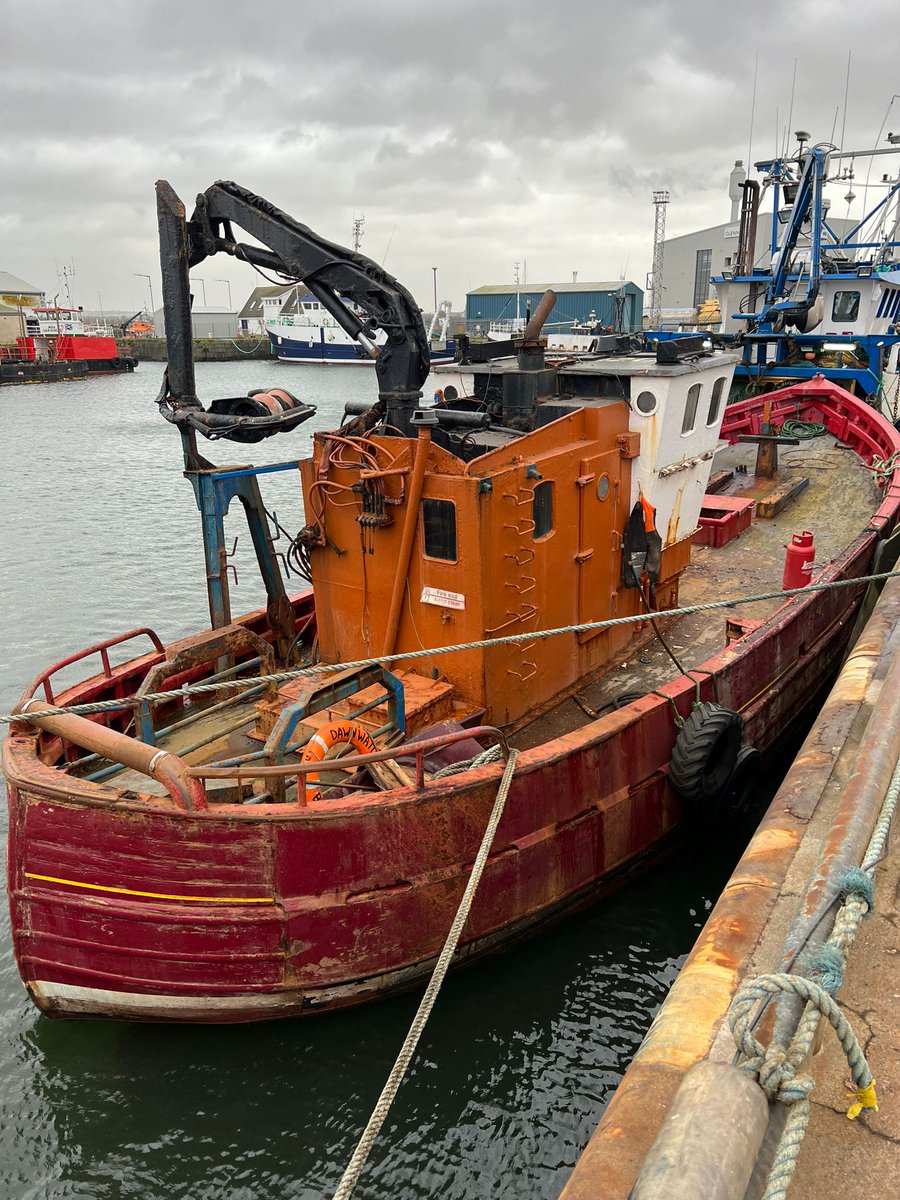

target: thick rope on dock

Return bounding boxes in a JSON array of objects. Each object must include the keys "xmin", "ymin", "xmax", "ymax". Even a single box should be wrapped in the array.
[
  {"xmin": 727, "ymin": 751, "xmax": 900, "ymax": 1200},
  {"xmin": 330, "ymin": 748, "xmax": 519, "ymax": 1200},
  {"xmin": 5, "ymin": 569, "xmax": 900, "ymax": 727}
]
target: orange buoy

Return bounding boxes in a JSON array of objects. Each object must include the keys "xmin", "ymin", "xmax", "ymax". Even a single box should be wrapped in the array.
[{"xmin": 299, "ymin": 720, "xmax": 377, "ymax": 803}]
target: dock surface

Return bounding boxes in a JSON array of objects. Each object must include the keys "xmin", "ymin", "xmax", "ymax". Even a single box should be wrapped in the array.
[{"xmin": 562, "ymin": 572, "xmax": 900, "ymax": 1200}]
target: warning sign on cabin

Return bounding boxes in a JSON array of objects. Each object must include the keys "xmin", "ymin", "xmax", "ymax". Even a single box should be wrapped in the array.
[{"xmin": 421, "ymin": 586, "xmax": 466, "ymax": 610}]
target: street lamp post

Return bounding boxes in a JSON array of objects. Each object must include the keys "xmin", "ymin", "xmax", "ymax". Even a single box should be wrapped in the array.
[
  {"xmin": 134, "ymin": 273, "xmax": 155, "ymax": 321},
  {"xmin": 214, "ymin": 278, "xmax": 233, "ymax": 309},
  {"xmin": 189, "ymin": 277, "xmax": 207, "ymax": 305},
  {"xmin": 432, "ymin": 266, "xmax": 438, "ymax": 313}
]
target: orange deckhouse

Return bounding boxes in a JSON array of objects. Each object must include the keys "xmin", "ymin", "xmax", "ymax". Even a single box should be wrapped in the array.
[{"xmin": 301, "ymin": 336, "xmax": 734, "ymax": 728}]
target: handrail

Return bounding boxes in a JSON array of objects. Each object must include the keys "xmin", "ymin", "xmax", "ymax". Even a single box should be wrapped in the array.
[
  {"xmin": 188, "ymin": 725, "xmax": 510, "ymax": 799},
  {"xmin": 22, "ymin": 627, "xmax": 166, "ymax": 706}
]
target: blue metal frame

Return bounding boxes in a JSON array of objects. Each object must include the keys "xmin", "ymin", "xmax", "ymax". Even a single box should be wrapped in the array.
[
  {"xmin": 264, "ymin": 664, "xmax": 407, "ymax": 766},
  {"xmin": 184, "ymin": 459, "xmax": 298, "ymax": 632}
]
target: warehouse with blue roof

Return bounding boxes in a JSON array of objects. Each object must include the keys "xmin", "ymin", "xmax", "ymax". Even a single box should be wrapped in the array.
[{"xmin": 465, "ymin": 280, "xmax": 644, "ymax": 334}]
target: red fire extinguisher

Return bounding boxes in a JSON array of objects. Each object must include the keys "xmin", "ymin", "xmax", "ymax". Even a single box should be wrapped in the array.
[{"xmin": 783, "ymin": 530, "xmax": 815, "ymax": 589}]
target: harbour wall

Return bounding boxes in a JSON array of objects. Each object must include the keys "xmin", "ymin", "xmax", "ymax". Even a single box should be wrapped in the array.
[
  {"xmin": 561, "ymin": 570, "xmax": 900, "ymax": 1200},
  {"xmin": 119, "ymin": 337, "xmax": 274, "ymax": 362}
]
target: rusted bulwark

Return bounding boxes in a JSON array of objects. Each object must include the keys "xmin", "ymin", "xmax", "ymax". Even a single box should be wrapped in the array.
[{"xmin": 560, "ymin": 574, "xmax": 900, "ymax": 1200}]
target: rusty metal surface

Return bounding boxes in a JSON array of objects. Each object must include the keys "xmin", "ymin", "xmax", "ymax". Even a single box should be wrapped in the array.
[
  {"xmin": 12, "ymin": 707, "xmax": 205, "ymax": 811},
  {"xmin": 560, "ymin": 573, "xmax": 900, "ymax": 1200}
]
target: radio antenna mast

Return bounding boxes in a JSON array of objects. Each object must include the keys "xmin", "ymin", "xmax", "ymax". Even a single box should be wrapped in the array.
[{"xmin": 649, "ymin": 190, "xmax": 670, "ymax": 329}]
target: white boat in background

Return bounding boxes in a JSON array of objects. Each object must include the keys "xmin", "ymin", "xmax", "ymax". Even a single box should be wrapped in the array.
[{"xmin": 267, "ymin": 292, "xmax": 457, "ymax": 365}]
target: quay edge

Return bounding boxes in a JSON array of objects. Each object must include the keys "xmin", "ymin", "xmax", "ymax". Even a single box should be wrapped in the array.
[
  {"xmin": 561, "ymin": 571, "xmax": 900, "ymax": 1200},
  {"xmin": 119, "ymin": 337, "xmax": 274, "ymax": 362}
]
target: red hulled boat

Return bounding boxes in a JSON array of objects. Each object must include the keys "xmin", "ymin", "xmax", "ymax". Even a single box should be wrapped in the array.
[{"xmin": 4, "ymin": 181, "xmax": 900, "ymax": 1022}]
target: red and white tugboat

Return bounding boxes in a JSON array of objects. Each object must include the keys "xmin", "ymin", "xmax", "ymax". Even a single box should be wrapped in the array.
[
  {"xmin": 4, "ymin": 180, "xmax": 900, "ymax": 1022},
  {"xmin": 0, "ymin": 306, "xmax": 136, "ymax": 385}
]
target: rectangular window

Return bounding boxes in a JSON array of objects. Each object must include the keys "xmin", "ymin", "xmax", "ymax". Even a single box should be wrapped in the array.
[
  {"xmin": 832, "ymin": 291, "xmax": 860, "ymax": 322},
  {"xmin": 693, "ymin": 249, "xmax": 712, "ymax": 309},
  {"xmin": 682, "ymin": 382, "xmax": 701, "ymax": 435},
  {"xmin": 422, "ymin": 498, "xmax": 457, "ymax": 561},
  {"xmin": 532, "ymin": 480, "xmax": 554, "ymax": 539}
]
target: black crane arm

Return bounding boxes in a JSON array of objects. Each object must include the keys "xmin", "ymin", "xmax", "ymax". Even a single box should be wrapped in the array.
[{"xmin": 155, "ymin": 179, "xmax": 429, "ymax": 441}]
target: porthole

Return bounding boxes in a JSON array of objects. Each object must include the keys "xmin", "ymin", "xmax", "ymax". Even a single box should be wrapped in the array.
[
  {"xmin": 597, "ymin": 474, "xmax": 611, "ymax": 501},
  {"xmin": 636, "ymin": 390, "xmax": 657, "ymax": 415}
]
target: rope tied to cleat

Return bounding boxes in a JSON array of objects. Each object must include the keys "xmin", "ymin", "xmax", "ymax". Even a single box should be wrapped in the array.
[
  {"xmin": 6, "ymin": 569, "xmax": 900, "ymax": 728},
  {"xmin": 726, "ymin": 748, "xmax": 900, "ymax": 1200}
]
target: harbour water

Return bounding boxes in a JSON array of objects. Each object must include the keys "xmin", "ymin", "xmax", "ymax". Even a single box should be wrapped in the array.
[{"xmin": 1, "ymin": 363, "xmax": 758, "ymax": 1200}]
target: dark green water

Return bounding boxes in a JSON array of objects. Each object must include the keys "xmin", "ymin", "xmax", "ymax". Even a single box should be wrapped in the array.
[{"xmin": 0, "ymin": 364, "xmax": 745, "ymax": 1200}]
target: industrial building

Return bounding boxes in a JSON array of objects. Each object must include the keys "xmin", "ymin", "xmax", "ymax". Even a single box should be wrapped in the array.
[
  {"xmin": 466, "ymin": 280, "xmax": 643, "ymax": 334},
  {"xmin": 659, "ymin": 161, "xmax": 856, "ymax": 315},
  {"xmin": 152, "ymin": 305, "xmax": 239, "ymax": 339}
]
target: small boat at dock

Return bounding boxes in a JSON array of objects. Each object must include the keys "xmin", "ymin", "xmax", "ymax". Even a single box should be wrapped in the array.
[{"xmin": 4, "ymin": 180, "xmax": 900, "ymax": 1023}]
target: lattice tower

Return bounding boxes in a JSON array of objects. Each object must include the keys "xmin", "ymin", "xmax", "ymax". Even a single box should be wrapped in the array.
[{"xmin": 649, "ymin": 190, "xmax": 669, "ymax": 328}]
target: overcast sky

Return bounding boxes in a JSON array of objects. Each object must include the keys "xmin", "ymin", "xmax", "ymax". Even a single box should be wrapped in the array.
[{"xmin": 2, "ymin": 0, "xmax": 899, "ymax": 315}]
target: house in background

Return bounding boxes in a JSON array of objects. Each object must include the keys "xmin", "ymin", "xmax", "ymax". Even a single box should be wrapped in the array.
[
  {"xmin": 0, "ymin": 271, "xmax": 45, "ymax": 342},
  {"xmin": 237, "ymin": 285, "xmax": 307, "ymax": 334}
]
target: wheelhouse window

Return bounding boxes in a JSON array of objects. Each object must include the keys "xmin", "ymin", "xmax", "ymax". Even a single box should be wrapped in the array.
[
  {"xmin": 422, "ymin": 498, "xmax": 457, "ymax": 561},
  {"xmin": 532, "ymin": 480, "xmax": 554, "ymax": 539},
  {"xmin": 832, "ymin": 291, "xmax": 860, "ymax": 322},
  {"xmin": 682, "ymin": 383, "xmax": 701, "ymax": 435},
  {"xmin": 707, "ymin": 377, "xmax": 727, "ymax": 426}
]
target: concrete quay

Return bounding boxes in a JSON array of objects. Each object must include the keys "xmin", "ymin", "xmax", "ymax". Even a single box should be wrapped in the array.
[
  {"xmin": 561, "ymin": 572, "xmax": 900, "ymax": 1200},
  {"xmin": 119, "ymin": 336, "xmax": 274, "ymax": 362}
]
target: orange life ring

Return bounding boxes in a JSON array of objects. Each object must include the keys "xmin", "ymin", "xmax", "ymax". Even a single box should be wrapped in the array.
[{"xmin": 299, "ymin": 720, "xmax": 377, "ymax": 803}]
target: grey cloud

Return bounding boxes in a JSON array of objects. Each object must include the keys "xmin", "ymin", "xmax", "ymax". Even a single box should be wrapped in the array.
[{"xmin": 2, "ymin": 0, "xmax": 898, "ymax": 313}]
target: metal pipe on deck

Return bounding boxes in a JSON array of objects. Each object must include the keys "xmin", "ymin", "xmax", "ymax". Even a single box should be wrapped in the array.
[{"xmin": 14, "ymin": 704, "xmax": 207, "ymax": 811}]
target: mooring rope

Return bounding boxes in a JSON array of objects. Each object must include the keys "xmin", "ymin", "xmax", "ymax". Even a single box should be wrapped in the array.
[
  {"xmin": 727, "ymin": 751, "xmax": 900, "ymax": 1200},
  {"xmin": 5, "ymin": 569, "xmax": 900, "ymax": 728},
  {"xmin": 330, "ymin": 748, "xmax": 519, "ymax": 1200}
]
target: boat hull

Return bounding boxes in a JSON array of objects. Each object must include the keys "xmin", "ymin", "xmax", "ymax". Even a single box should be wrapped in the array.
[
  {"xmin": 6, "ymin": 381, "xmax": 900, "ymax": 1022},
  {"xmin": 268, "ymin": 329, "xmax": 457, "ymax": 365}
]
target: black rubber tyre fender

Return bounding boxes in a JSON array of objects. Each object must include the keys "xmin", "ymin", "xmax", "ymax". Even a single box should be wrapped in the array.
[
  {"xmin": 669, "ymin": 701, "xmax": 743, "ymax": 802},
  {"xmin": 111, "ymin": 357, "xmax": 124, "ymax": 370},
  {"xmin": 720, "ymin": 745, "xmax": 762, "ymax": 817}
]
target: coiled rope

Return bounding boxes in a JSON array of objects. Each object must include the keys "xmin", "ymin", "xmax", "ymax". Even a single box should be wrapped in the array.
[
  {"xmin": 330, "ymin": 748, "xmax": 519, "ymax": 1200},
  {"xmin": 5, "ymin": 569, "xmax": 900, "ymax": 728},
  {"xmin": 778, "ymin": 419, "xmax": 828, "ymax": 440},
  {"xmin": 727, "ymin": 751, "xmax": 900, "ymax": 1200}
]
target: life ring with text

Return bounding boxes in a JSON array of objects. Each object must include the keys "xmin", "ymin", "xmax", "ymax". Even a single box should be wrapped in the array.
[
  {"xmin": 299, "ymin": 720, "xmax": 377, "ymax": 803},
  {"xmin": 668, "ymin": 701, "xmax": 742, "ymax": 804}
]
